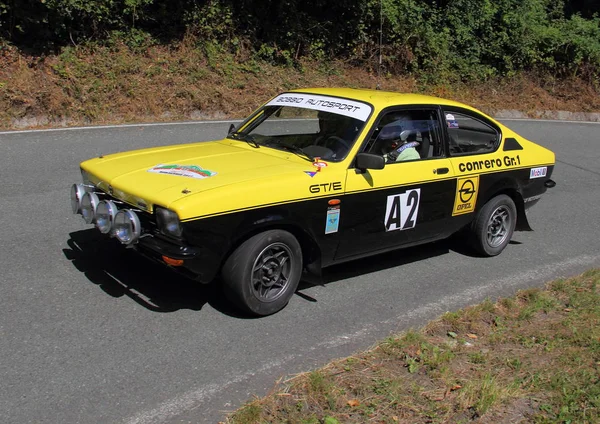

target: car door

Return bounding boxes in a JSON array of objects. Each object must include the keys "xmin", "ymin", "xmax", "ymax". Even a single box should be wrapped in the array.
[{"xmin": 335, "ymin": 107, "xmax": 457, "ymax": 261}]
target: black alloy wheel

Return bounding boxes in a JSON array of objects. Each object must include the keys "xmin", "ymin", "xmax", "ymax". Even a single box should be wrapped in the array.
[
  {"xmin": 470, "ymin": 194, "xmax": 517, "ymax": 256},
  {"xmin": 222, "ymin": 230, "xmax": 302, "ymax": 316}
]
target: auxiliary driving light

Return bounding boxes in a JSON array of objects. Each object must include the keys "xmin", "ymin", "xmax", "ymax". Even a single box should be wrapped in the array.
[
  {"xmin": 114, "ymin": 209, "xmax": 141, "ymax": 245},
  {"xmin": 81, "ymin": 192, "xmax": 100, "ymax": 224},
  {"xmin": 95, "ymin": 200, "xmax": 118, "ymax": 234},
  {"xmin": 70, "ymin": 184, "xmax": 86, "ymax": 214}
]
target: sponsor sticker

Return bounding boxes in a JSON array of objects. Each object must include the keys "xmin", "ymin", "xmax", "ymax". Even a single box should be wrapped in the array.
[
  {"xmin": 453, "ymin": 176, "xmax": 479, "ymax": 216},
  {"xmin": 446, "ymin": 113, "xmax": 459, "ymax": 128},
  {"xmin": 529, "ymin": 166, "xmax": 547, "ymax": 179},
  {"xmin": 458, "ymin": 155, "xmax": 521, "ymax": 173},
  {"xmin": 267, "ymin": 93, "xmax": 372, "ymax": 121},
  {"xmin": 304, "ymin": 171, "xmax": 317, "ymax": 177},
  {"xmin": 148, "ymin": 164, "xmax": 216, "ymax": 179},
  {"xmin": 313, "ymin": 161, "xmax": 328, "ymax": 170},
  {"xmin": 325, "ymin": 207, "xmax": 340, "ymax": 234}
]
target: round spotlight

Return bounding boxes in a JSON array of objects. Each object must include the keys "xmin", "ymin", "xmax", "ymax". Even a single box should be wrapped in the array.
[
  {"xmin": 81, "ymin": 192, "xmax": 100, "ymax": 224},
  {"xmin": 114, "ymin": 209, "xmax": 141, "ymax": 245},
  {"xmin": 70, "ymin": 184, "xmax": 86, "ymax": 214},
  {"xmin": 96, "ymin": 200, "xmax": 118, "ymax": 234}
]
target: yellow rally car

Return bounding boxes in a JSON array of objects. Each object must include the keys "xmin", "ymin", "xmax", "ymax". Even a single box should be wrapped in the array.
[{"xmin": 70, "ymin": 88, "xmax": 556, "ymax": 315}]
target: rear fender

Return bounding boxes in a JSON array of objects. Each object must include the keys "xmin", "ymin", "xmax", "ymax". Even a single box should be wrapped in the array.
[{"xmin": 479, "ymin": 179, "xmax": 532, "ymax": 232}]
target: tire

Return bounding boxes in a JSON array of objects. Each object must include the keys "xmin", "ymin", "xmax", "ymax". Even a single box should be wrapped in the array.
[
  {"xmin": 222, "ymin": 230, "xmax": 303, "ymax": 316},
  {"xmin": 470, "ymin": 194, "xmax": 517, "ymax": 257}
]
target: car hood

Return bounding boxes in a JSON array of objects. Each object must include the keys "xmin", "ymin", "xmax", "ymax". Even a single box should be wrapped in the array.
[{"xmin": 81, "ymin": 139, "xmax": 320, "ymax": 217}]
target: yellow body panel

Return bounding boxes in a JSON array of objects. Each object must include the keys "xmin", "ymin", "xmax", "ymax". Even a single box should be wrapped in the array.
[
  {"xmin": 448, "ymin": 129, "xmax": 555, "ymax": 178},
  {"xmin": 81, "ymin": 137, "xmax": 349, "ymax": 220},
  {"xmin": 80, "ymin": 88, "xmax": 554, "ymax": 222}
]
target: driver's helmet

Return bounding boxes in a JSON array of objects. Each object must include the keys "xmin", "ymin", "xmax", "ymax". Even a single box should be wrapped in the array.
[{"xmin": 377, "ymin": 114, "xmax": 414, "ymax": 154}]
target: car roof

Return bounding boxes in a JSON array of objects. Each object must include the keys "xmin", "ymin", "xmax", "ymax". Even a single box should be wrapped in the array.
[{"xmin": 288, "ymin": 87, "xmax": 480, "ymax": 113}]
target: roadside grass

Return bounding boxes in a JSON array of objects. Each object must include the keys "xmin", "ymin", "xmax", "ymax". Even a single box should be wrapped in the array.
[
  {"xmin": 225, "ymin": 269, "xmax": 600, "ymax": 423},
  {"xmin": 1, "ymin": 41, "xmax": 599, "ymax": 130}
]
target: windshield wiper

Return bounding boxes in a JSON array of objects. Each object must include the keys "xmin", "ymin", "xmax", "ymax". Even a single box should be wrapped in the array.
[
  {"xmin": 275, "ymin": 142, "xmax": 314, "ymax": 161},
  {"xmin": 228, "ymin": 131, "xmax": 259, "ymax": 148}
]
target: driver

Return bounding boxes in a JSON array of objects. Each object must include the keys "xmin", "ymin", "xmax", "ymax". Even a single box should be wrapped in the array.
[
  {"xmin": 378, "ymin": 115, "xmax": 421, "ymax": 162},
  {"xmin": 383, "ymin": 137, "xmax": 420, "ymax": 162}
]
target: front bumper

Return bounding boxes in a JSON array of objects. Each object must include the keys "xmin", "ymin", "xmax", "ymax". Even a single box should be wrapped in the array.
[
  {"xmin": 138, "ymin": 236, "xmax": 199, "ymax": 260},
  {"xmin": 70, "ymin": 182, "xmax": 218, "ymax": 283}
]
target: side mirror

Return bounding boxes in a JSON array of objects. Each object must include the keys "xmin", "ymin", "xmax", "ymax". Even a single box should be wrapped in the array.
[
  {"xmin": 227, "ymin": 123, "xmax": 236, "ymax": 135},
  {"xmin": 355, "ymin": 153, "xmax": 385, "ymax": 171}
]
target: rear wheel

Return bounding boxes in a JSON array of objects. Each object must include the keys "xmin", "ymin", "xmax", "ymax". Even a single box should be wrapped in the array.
[
  {"xmin": 222, "ymin": 230, "xmax": 302, "ymax": 316},
  {"xmin": 470, "ymin": 195, "xmax": 517, "ymax": 256}
]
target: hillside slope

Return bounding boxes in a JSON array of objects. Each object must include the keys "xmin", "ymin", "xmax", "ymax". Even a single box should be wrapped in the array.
[{"xmin": 1, "ymin": 42, "xmax": 599, "ymax": 130}]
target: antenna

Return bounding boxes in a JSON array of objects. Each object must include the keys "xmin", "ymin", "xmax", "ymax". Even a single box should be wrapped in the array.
[{"xmin": 376, "ymin": 0, "xmax": 383, "ymax": 90}]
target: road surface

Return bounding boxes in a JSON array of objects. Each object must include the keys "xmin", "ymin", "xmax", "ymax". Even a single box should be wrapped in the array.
[{"xmin": 0, "ymin": 118, "xmax": 598, "ymax": 423}]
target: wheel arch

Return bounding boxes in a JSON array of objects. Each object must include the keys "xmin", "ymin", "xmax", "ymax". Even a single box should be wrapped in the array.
[
  {"xmin": 479, "ymin": 178, "xmax": 532, "ymax": 232},
  {"xmin": 224, "ymin": 219, "xmax": 323, "ymax": 277}
]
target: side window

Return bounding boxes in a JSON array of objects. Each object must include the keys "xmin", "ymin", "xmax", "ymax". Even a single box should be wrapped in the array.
[
  {"xmin": 365, "ymin": 109, "xmax": 443, "ymax": 163},
  {"xmin": 444, "ymin": 111, "xmax": 499, "ymax": 155}
]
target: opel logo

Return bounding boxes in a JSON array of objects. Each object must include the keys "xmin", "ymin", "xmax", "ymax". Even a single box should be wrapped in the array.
[{"xmin": 459, "ymin": 180, "xmax": 475, "ymax": 203}]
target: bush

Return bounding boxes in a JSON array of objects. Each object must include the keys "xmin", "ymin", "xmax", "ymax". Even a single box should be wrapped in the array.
[{"xmin": 0, "ymin": 0, "xmax": 598, "ymax": 81}]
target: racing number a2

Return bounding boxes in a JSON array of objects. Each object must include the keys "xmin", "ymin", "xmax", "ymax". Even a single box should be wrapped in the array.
[{"xmin": 385, "ymin": 189, "xmax": 421, "ymax": 232}]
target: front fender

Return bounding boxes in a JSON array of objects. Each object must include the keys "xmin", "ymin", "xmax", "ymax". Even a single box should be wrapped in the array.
[{"xmin": 229, "ymin": 208, "xmax": 323, "ymax": 276}]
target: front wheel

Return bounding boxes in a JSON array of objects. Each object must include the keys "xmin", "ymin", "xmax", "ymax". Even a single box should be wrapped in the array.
[
  {"xmin": 470, "ymin": 194, "xmax": 517, "ymax": 256},
  {"xmin": 222, "ymin": 230, "xmax": 302, "ymax": 316}
]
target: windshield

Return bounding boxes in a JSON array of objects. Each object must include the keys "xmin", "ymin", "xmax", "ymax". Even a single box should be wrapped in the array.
[{"xmin": 228, "ymin": 93, "xmax": 372, "ymax": 162}]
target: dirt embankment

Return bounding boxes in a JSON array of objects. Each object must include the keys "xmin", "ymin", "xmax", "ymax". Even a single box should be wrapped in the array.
[{"xmin": 1, "ymin": 43, "xmax": 599, "ymax": 131}]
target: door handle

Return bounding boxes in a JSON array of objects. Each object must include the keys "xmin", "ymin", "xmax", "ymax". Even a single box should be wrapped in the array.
[{"xmin": 434, "ymin": 167, "xmax": 449, "ymax": 175}]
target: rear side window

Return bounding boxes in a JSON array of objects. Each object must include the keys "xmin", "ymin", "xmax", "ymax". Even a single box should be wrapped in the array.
[{"xmin": 444, "ymin": 111, "xmax": 499, "ymax": 156}]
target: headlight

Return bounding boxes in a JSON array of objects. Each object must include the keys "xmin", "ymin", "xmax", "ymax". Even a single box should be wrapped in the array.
[
  {"xmin": 114, "ymin": 209, "xmax": 141, "ymax": 245},
  {"xmin": 81, "ymin": 192, "xmax": 100, "ymax": 224},
  {"xmin": 95, "ymin": 200, "xmax": 118, "ymax": 234},
  {"xmin": 70, "ymin": 184, "xmax": 86, "ymax": 214},
  {"xmin": 155, "ymin": 207, "xmax": 182, "ymax": 237}
]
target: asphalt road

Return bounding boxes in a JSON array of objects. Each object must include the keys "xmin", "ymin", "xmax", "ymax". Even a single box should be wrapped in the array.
[{"xmin": 1, "ymin": 118, "xmax": 599, "ymax": 424}]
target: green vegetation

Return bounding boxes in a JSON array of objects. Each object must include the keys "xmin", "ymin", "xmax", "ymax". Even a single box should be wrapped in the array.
[
  {"xmin": 2, "ymin": 1, "xmax": 600, "ymax": 81},
  {"xmin": 226, "ymin": 269, "xmax": 600, "ymax": 423}
]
